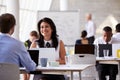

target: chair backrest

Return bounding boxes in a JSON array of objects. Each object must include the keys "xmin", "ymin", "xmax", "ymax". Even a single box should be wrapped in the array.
[
  {"xmin": 0, "ymin": 63, "xmax": 19, "ymax": 80},
  {"xmin": 69, "ymin": 54, "xmax": 97, "ymax": 78},
  {"xmin": 75, "ymin": 44, "xmax": 95, "ymax": 54},
  {"xmin": 69, "ymin": 54, "xmax": 96, "ymax": 65}
]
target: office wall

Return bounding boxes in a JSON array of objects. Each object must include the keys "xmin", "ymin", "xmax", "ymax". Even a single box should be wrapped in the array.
[{"xmin": 50, "ymin": 0, "xmax": 120, "ymax": 37}]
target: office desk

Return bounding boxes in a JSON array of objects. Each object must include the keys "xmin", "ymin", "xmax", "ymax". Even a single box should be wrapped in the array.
[
  {"xmin": 20, "ymin": 64, "xmax": 93, "ymax": 80},
  {"xmin": 96, "ymin": 57, "xmax": 120, "ymax": 80}
]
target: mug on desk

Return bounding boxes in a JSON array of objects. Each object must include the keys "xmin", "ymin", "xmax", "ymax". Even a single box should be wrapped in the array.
[{"xmin": 39, "ymin": 58, "xmax": 48, "ymax": 67}]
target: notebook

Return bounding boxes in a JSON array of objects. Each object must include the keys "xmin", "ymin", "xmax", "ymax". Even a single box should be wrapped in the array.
[
  {"xmin": 75, "ymin": 44, "xmax": 95, "ymax": 54},
  {"xmin": 98, "ymin": 44, "xmax": 112, "ymax": 57},
  {"xmin": 39, "ymin": 48, "xmax": 59, "ymax": 62},
  {"xmin": 27, "ymin": 49, "xmax": 39, "ymax": 66}
]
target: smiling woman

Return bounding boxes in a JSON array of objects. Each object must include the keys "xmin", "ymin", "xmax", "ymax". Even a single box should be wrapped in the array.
[
  {"xmin": 31, "ymin": 17, "xmax": 66, "ymax": 64},
  {"xmin": 30, "ymin": 17, "xmax": 66, "ymax": 80}
]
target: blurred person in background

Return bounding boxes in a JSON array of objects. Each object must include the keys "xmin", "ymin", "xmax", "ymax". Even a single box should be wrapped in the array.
[
  {"xmin": 85, "ymin": 13, "xmax": 96, "ymax": 44},
  {"xmin": 24, "ymin": 30, "xmax": 39, "ymax": 49},
  {"xmin": 113, "ymin": 23, "xmax": 120, "ymax": 40},
  {"xmin": 75, "ymin": 30, "xmax": 89, "ymax": 45}
]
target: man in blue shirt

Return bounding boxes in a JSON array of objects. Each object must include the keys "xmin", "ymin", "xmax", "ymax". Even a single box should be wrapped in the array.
[{"xmin": 0, "ymin": 13, "xmax": 36, "ymax": 72}]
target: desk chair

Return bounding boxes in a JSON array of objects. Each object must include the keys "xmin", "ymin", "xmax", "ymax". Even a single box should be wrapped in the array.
[
  {"xmin": 70, "ymin": 54, "xmax": 96, "ymax": 80},
  {"xmin": 70, "ymin": 54, "xmax": 96, "ymax": 64},
  {"xmin": 74, "ymin": 44, "xmax": 97, "ymax": 80},
  {"xmin": 0, "ymin": 63, "xmax": 19, "ymax": 80}
]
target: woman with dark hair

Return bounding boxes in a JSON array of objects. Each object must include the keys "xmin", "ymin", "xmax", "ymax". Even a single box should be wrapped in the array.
[
  {"xmin": 31, "ymin": 17, "xmax": 66, "ymax": 80},
  {"xmin": 75, "ymin": 30, "xmax": 89, "ymax": 45}
]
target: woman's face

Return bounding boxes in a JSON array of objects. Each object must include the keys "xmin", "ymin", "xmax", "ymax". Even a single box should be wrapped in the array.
[
  {"xmin": 40, "ymin": 22, "xmax": 53, "ymax": 38},
  {"xmin": 30, "ymin": 36, "xmax": 37, "ymax": 42}
]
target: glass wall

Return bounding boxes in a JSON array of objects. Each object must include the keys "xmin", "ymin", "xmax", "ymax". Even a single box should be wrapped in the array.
[{"xmin": 0, "ymin": 0, "xmax": 52, "ymax": 42}]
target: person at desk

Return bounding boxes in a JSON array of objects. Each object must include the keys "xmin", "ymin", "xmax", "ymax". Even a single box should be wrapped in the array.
[
  {"xmin": 75, "ymin": 30, "xmax": 89, "ymax": 45},
  {"xmin": 31, "ymin": 17, "xmax": 66, "ymax": 80},
  {"xmin": 0, "ymin": 13, "xmax": 36, "ymax": 72},
  {"xmin": 24, "ymin": 30, "xmax": 39, "ymax": 49},
  {"xmin": 94, "ymin": 26, "xmax": 120, "ymax": 80},
  {"xmin": 113, "ymin": 23, "xmax": 120, "ymax": 40}
]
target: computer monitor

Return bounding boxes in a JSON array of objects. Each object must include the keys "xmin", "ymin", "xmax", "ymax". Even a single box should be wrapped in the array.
[
  {"xmin": 75, "ymin": 44, "xmax": 95, "ymax": 54},
  {"xmin": 27, "ymin": 50, "xmax": 39, "ymax": 66},
  {"xmin": 98, "ymin": 44, "xmax": 112, "ymax": 57}
]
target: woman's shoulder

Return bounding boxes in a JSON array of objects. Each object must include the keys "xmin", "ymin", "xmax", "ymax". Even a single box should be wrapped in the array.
[
  {"xmin": 57, "ymin": 37, "xmax": 64, "ymax": 45},
  {"xmin": 76, "ymin": 39, "xmax": 81, "ymax": 42},
  {"xmin": 75, "ymin": 39, "xmax": 81, "ymax": 44},
  {"xmin": 57, "ymin": 37, "xmax": 61, "ymax": 42}
]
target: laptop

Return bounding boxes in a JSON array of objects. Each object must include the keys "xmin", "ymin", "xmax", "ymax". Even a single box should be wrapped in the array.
[
  {"xmin": 75, "ymin": 44, "xmax": 95, "ymax": 54},
  {"xmin": 39, "ymin": 48, "xmax": 59, "ymax": 63},
  {"xmin": 98, "ymin": 44, "xmax": 112, "ymax": 57},
  {"xmin": 27, "ymin": 49, "xmax": 39, "ymax": 66}
]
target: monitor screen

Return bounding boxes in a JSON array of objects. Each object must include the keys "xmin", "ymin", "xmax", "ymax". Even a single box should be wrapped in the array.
[
  {"xmin": 75, "ymin": 44, "xmax": 95, "ymax": 54},
  {"xmin": 27, "ymin": 50, "xmax": 39, "ymax": 66},
  {"xmin": 98, "ymin": 44, "xmax": 112, "ymax": 57}
]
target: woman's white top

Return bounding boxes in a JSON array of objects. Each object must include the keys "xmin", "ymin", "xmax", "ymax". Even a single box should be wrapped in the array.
[{"xmin": 37, "ymin": 38, "xmax": 60, "ymax": 60}]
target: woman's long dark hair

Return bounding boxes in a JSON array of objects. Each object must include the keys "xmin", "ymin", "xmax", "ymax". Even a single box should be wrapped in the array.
[{"xmin": 37, "ymin": 17, "xmax": 59, "ymax": 49}]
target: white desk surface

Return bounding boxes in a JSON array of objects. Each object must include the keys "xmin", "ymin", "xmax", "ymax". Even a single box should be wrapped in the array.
[
  {"xmin": 35, "ymin": 64, "xmax": 93, "ymax": 71},
  {"xmin": 96, "ymin": 57, "xmax": 120, "ymax": 61},
  {"xmin": 20, "ymin": 64, "xmax": 93, "ymax": 72},
  {"xmin": 20, "ymin": 64, "xmax": 94, "ymax": 80}
]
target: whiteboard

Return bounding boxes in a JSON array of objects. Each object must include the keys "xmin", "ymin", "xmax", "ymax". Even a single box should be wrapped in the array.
[{"xmin": 37, "ymin": 11, "xmax": 80, "ymax": 45}]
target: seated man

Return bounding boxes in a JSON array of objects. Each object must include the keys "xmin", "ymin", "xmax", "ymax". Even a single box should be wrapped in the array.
[
  {"xmin": 0, "ymin": 13, "xmax": 36, "ymax": 72},
  {"xmin": 94, "ymin": 26, "xmax": 120, "ymax": 80}
]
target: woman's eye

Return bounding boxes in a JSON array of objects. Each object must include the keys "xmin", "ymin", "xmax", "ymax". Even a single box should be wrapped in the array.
[{"xmin": 40, "ymin": 26, "xmax": 44, "ymax": 28}]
